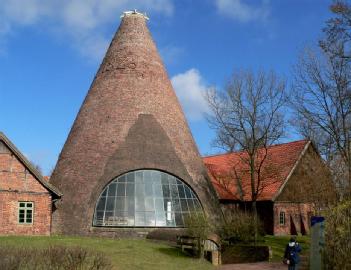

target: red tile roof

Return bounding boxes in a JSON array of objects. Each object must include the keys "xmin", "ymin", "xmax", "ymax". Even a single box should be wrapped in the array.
[{"xmin": 203, "ymin": 140, "xmax": 309, "ymax": 201}]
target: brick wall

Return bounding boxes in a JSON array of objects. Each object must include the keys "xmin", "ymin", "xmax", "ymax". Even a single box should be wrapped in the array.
[
  {"xmin": 0, "ymin": 148, "xmax": 52, "ymax": 235},
  {"xmin": 273, "ymin": 202, "xmax": 313, "ymax": 235}
]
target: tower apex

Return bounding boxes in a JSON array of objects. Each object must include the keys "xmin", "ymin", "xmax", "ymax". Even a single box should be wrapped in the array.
[{"xmin": 121, "ymin": 9, "xmax": 149, "ymax": 20}]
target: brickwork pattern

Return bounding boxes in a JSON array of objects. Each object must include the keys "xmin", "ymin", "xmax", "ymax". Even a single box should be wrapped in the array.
[
  {"xmin": 50, "ymin": 14, "xmax": 220, "ymax": 235},
  {"xmin": 0, "ymin": 150, "xmax": 52, "ymax": 235},
  {"xmin": 273, "ymin": 202, "xmax": 313, "ymax": 235}
]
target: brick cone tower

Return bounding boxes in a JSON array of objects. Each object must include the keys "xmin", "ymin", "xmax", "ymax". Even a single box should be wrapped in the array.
[{"xmin": 50, "ymin": 11, "xmax": 219, "ymax": 235}]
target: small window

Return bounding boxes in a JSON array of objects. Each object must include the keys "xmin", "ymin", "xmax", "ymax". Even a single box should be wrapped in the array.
[
  {"xmin": 279, "ymin": 211, "xmax": 285, "ymax": 225},
  {"xmin": 18, "ymin": 202, "xmax": 33, "ymax": 224}
]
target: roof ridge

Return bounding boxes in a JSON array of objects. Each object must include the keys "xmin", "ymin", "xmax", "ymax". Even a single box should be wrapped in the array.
[{"xmin": 203, "ymin": 139, "xmax": 309, "ymax": 159}]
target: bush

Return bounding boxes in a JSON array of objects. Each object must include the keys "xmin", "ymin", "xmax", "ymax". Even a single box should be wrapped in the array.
[
  {"xmin": 184, "ymin": 213, "xmax": 213, "ymax": 258},
  {"xmin": 185, "ymin": 213, "xmax": 212, "ymax": 240},
  {"xmin": 0, "ymin": 245, "xmax": 112, "ymax": 270},
  {"xmin": 218, "ymin": 209, "xmax": 264, "ymax": 244},
  {"xmin": 323, "ymin": 199, "xmax": 351, "ymax": 270}
]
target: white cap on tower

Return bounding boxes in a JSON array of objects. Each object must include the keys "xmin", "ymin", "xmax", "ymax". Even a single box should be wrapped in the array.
[{"xmin": 121, "ymin": 9, "xmax": 149, "ymax": 20}]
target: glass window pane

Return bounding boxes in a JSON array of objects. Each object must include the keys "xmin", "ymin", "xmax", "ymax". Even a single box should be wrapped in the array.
[
  {"xmin": 107, "ymin": 183, "xmax": 117, "ymax": 196},
  {"xmin": 26, "ymin": 203, "xmax": 33, "ymax": 208},
  {"xmin": 117, "ymin": 183, "xmax": 126, "ymax": 196},
  {"xmin": 161, "ymin": 173, "xmax": 169, "ymax": 184},
  {"xmin": 136, "ymin": 184, "xmax": 144, "ymax": 197},
  {"xmin": 126, "ymin": 184, "xmax": 135, "ymax": 196},
  {"xmin": 155, "ymin": 198, "xmax": 164, "ymax": 212},
  {"xmin": 184, "ymin": 186, "xmax": 192, "ymax": 198},
  {"xmin": 156, "ymin": 212, "xmax": 166, "ymax": 226},
  {"xmin": 127, "ymin": 197, "xmax": 135, "ymax": 213},
  {"xmin": 119, "ymin": 175, "xmax": 126, "ymax": 183},
  {"xmin": 145, "ymin": 212, "xmax": 156, "ymax": 226},
  {"xmin": 136, "ymin": 196, "xmax": 145, "ymax": 211},
  {"xmin": 154, "ymin": 184, "xmax": 163, "ymax": 197},
  {"xmin": 145, "ymin": 184, "xmax": 153, "ymax": 197},
  {"xmin": 144, "ymin": 170, "xmax": 152, "ymax": 183},
  {"xmin": 96, "ymin": 197, "xmax": 106, "ymax": 211},
  {"xmin": 135, "ymin": 171, "xmax": 143, "ymax": 184},
  {"xmin": 168, "ymin": 175, "xmax": 177, "ymax": 185},
  {"xmin": 176, "ymin": 178, "xmax": 182, "ymax": 185},
  {"xmin": 171, "ymin": 185, "xmax": 179, "ymax": 198},
  {"xmin": 115, "ymin": 197, "xmax": 126, "ymax": 211},
  {"xmin": 135, "ymin": 212, "xmax": 145, "ymax": 226},
  {"xmin": 145, "ymin": 197, "xmax": 154, "ymax": 211},
  {"xmin": 104, "ymin": 211, "xmax": 113, "ymax": 225},
  {"xmin": 152, "ymin": 170, "xmax": 161, "ymax": 185},
  {"xmin": 172, "ymin": 198, "xmax": 181, "ymax": 212},
  {"xmin": 180, "ymin": 199, "xmax": 188, "ymax": 212},
  {"xmin": 96, "ymin": 211, "xmax": 104, "ymax": 221},
  {"xmin": 19, "ymin": 202, "xmax": 25, "ymax": 208},
  {"xmin": 127, "ymin": 215, "xmax": 135, "ymax": 226},
  {"xmin": 93, "ymin": 170, "xmax": 203, "ymax": 228},
  {"xmin": 126, "ymin": 172, "xmax": 135, "ymax": 182},
  {"xmin": 177, "ymin": 185, "xmax": 185, "ymax": 198},
  {"xmin": 105, "ymin": 197, "xmax": 115, "ymax": 211},
  {"xmin": 175, "ymin": 212, "xmax": 184, "ymax": 226},
  {"xmin": 162, "ymin": 185, "xmax": 170, "ymax": 198},
  {"xmin": 113, "ymin": 212, "xmax": 128, "ymax": 226},
  {"xmin": 101, "ymin": 188, "xmax": 108, "ymax": 197}
]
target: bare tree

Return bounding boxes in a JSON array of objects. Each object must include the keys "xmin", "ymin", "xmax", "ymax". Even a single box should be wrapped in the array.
[
  {"xmin": 205, "ymin": 69, "xmax": 287, "ymax": 241},
  {"xmin": 291, "ymin": 1, "xmax": 351, "ymax": 198}
]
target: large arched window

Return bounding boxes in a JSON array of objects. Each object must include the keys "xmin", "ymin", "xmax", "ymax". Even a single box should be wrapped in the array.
[{"xmin": 93, "ymin": 170, "xmax": 203, "ymax": 227}]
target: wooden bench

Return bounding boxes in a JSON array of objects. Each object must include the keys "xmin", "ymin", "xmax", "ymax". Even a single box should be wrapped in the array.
[{"xmin": 176, "ymin": 235, "xmax": 199, "ymax": 252}]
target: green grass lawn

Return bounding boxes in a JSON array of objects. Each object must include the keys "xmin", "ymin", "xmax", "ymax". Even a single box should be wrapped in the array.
[
  {"xmin": 262, "ymin": 235, "xmax": 310, "ymax": 262},
  {"xmin": 0, "ymin": 236, "xmax": 214, "ymax": 270}
]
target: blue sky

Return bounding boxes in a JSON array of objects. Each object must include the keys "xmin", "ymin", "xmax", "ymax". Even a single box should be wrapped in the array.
[{"xmin": 0, "ymin": 0, "xmax": 332, "ymax": 175}]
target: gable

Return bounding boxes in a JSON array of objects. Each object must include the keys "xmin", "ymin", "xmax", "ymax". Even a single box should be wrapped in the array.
[
  {"xmin": 203, "ymin": 140, "xmax": 309, "ymax": 201},
  {"xmin": 0, "ymin": 132, "xmax": 61, "ymax": 198},
  {"xmin": 0, "ymin": 150, "xmax": 49, "ymax": 193},
  {"xmin": 275, "ymin": 144, "xmax": 336, "ymax": 203},
  {"xmin": 0, "ymin": 141, "xmax": 10, "ymax": 154}
]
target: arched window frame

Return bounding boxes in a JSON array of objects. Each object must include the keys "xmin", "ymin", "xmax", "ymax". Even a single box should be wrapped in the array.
[{"xmin": 93, "ymin": 169, "xmax": 204, "ymax": 228}]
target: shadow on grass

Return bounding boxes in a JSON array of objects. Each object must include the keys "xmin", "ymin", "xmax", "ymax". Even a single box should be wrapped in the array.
[{"xmin": 156, "ymin": 247, "xmax": 191, "ymax": 258}]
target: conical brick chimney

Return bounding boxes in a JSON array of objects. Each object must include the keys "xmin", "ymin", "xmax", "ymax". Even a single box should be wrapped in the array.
[{"xmin": 50, "ymin": 11, "xmax": 219, "ymax": 235}]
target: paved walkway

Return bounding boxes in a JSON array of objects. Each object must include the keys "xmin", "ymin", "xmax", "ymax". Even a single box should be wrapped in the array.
[{"xmin": 219, "ymin": 262, "xmax": 285, "ymax": 270}]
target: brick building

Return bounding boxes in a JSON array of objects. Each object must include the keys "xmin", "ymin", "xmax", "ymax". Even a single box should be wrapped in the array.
[
  {"xmin": 0, "ymin": 132, "xmax": 61, "ymax": 235},
  {"xmin": 203, "ymin": 140, "xmax": 335, "ymax": 235},
  {"xmin": 49, "ymin": 11, "xmax": 219, "ymax": 236}
]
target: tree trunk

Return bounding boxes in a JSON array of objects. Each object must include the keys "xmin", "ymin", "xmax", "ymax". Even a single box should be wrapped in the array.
[{"xmin": 252, "ymin": 200, "xmax": 258, "ymax": 246}]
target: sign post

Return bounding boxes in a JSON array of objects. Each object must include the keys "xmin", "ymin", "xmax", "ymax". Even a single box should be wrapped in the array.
[{"xmin": 310, "ymin": 216, "xmax": 325, "ymax": 270}]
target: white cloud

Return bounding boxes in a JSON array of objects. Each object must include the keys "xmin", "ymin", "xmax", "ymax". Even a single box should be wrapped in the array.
[
  {"xmin": 171, "ymin": 69, "xmax": 210, "ymax": 121},
  {"xmin": 0, "ymin": 0, "xmax": 173, "ymax": 60},
  {"xmin": 215, "ymin": 0, "xmax": 270, "ymax": 23},
  {"xmin": 159, "ymin": 45, "xmax": 184, "ymax": 66}
]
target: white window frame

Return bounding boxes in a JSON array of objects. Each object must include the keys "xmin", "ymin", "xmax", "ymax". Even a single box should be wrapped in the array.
[
  {"xmin": 18, "ymin": 202, "xmax": 34, "ymax": 224},
  {"xmin": 279, "ymin": 211, "xmax": 285, "ymax": 225}
]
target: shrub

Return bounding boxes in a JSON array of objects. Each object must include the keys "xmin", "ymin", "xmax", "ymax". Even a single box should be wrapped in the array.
[
  {"xmin": 218, "ymin": 209, "xmax": 264, "ymax": 244},
  {"xmin": 0, "ymin": 245, "xmax": 112, "ymax": 270},
  {"xmin": 184, "ymin": 213, "xmax": 213, "ymax": 258},
  {"xmin": 323, "ymin": 199, "xmax": 351, "ymax": 270}
]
